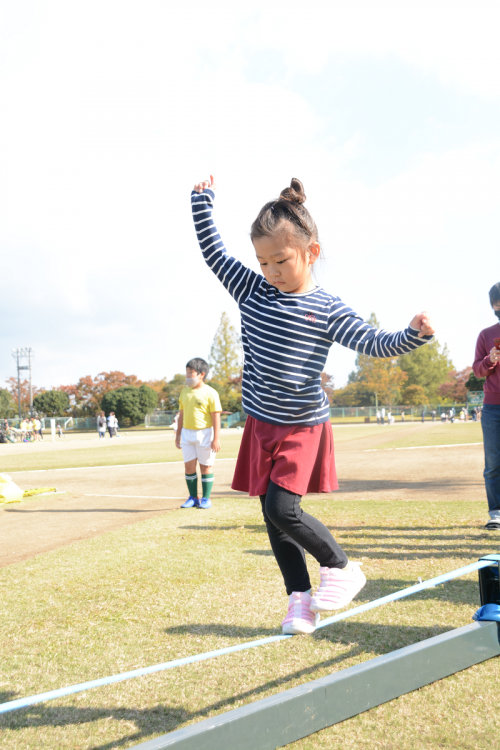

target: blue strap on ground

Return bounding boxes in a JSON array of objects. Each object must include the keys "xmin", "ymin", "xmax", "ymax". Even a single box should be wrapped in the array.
[{"xmin": 0, "ymin": 559, "xmax": 493, "ymax": 715}]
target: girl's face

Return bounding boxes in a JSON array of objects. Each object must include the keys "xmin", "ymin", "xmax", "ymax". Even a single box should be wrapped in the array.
[{"xmin": 254, "ymin": 234, "xmax": 320, "ymax": 294}]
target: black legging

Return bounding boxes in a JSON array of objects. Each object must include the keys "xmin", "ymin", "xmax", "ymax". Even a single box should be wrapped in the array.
[{"xmin": 260, "ymin": 480, "xmax": 347, "ymax": 595}]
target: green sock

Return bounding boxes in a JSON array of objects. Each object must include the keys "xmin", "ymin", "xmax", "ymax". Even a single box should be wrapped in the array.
[
  {"xmin": 201, "ymin": 473, "xmax": 214, "ymax": 500},
  {"xmin": 185, "ymin": 473, "xmax": 198, "ymax": 498}
]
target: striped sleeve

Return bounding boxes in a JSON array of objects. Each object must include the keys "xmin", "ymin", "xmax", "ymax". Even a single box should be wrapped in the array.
[
  {"xmin": 191, "ymin": 189, "xmax": 262, "ymax": 305},
  {"xmin": 328, "ymin": 299, "xmax": 433, "ymax": 356}
]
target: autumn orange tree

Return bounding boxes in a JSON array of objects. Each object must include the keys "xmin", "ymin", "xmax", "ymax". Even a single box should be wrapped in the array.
[
  {"xmin": 437, "ymin": 367, "xmax": 472, "ymax": 403},
  {"xmin": 358, "ymin": 357, "xmax": 408, "ymax": 408},
  {"xmin": 5, "ymin": 377, "xmax": 43, "ymax": 416},
  {"xmin": 60, "ymin": 372, "xmax": 145, "ymax": 415}
]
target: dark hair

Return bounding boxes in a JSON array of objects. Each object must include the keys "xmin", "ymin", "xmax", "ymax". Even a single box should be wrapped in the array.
[
  {"xmin": 250, "ymin": 178, "xmax": 319, "ymax": 252},
  {"xmin": 186, "ymin": 357, "xmax": 209, "ymax": 379},
  {"xmin": 489, "ymin": 282, "xmax": 500, "ymax": 306}
]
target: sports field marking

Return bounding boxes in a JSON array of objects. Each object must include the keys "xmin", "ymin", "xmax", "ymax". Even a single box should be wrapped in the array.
[
  {"xmin": 8, "ymin": 458, "xmax": 238, "ymax": 474},
  {"xmin": 365, "ymin": 442, "xmax": 482, "ymax": 452},
  {"xmin": 84, "ymin": 494, "xmax": 185, "ymax": 500}
]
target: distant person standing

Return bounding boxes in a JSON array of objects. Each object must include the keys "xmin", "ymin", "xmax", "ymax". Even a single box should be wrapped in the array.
[
  {"xmin": 421, "ymin": 409, "xmax": 425, "ymax": 423},
  {"xmin": 401, "ymin": 410, "xmax": 405, "ymax": 423},
  {"xmin": 107, "ymin": 412, "xmax": 116, "ymax": 438},
  {"xmin": 376, "ymin": 409, "xmax": 381, "ymax": 425},
  {"xmin": 380, "ymin": 407, "xmax": 385, "ymax": 425},
  {"xmin": 473, "ymin": 281, "xmax": 500, "ymax": 530},
  {"xmin": 431, "ymin": 409, "xmax": 436, "ymax": 422},
  {"xmin": 97, "ymin": 412, "xmax": 106, "ymax": 439}
]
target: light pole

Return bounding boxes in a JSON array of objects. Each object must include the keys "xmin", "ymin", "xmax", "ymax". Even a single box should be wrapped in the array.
[{"xmin": 11, "ymin": 348, "xmax": 34, "ymax": 418}]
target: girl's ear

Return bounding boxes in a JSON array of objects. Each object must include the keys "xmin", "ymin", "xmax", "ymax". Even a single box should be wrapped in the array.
[{"xmin": 308, "ymin": 242, "xmax": 321, "ymax": 265}]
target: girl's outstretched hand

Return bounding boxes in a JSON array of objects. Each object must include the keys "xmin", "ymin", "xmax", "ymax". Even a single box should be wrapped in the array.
[
  {"xmin": 410, "ymin": 312, "xmax": 435, "ymax": 338},
  {"xmin": 193, "ymin": 175, "xmax": 216, "ymax": 193}
]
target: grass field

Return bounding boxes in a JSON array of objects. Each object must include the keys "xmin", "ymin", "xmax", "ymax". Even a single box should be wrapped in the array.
[
  {"xmin": 374, "ymin": 422, "xmax": 483, "ymax": 450},
  {"xmin": 1, "ymin": 423, "xmax": 484, "ymax": 474},
  {"xmin": 1, "ymin": 496, "xmax": 498, "ymax": 749},
  {"xmin": 1, "ymin": 424, "xmax": 497, "ymax": 749}
]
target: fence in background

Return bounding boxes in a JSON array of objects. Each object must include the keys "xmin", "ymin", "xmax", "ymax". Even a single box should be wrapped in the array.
[{"xmin": 2, "ymin": 399, "xmax": 483, "ymax": 433}]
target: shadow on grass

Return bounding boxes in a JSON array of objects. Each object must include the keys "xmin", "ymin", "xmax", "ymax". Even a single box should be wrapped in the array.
[
  {"xmin": 179, "ymin": 524, "xmax": 267, "ymax": 533},
  {"xmin": 0, "ymin": 622, "xmax": 451, "ymax": 749},
  {"xmin": 331, "ymin": 478, "xmax": 483, "ymax": 494}
]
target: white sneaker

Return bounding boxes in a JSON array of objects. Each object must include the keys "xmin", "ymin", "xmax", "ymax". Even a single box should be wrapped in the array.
[
  {"xmin": 281, "ymin": 591, "xmax": 320, "ymax": 635},
  {"xmin": 310, "ymin": 562, "xmax": 366, "ymax": 612}
]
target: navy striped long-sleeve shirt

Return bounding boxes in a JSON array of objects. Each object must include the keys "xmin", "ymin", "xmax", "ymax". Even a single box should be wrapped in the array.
[{"xmin": 192, "ymin": 188, "xmax": 431, "ymax": 426}]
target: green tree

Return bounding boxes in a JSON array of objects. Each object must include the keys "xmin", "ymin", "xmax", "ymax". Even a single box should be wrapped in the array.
[
  {"xmin": 33, "ymin": 390, "xmax": 70, "ymax": 416},
  {"xmin": 465, "ymin": 371, "xmax": 486, "ymax": 392},
  {"xmin": 208, "ymin": 378, "xmax": 242, "ymax": 412},
  {"xmin": 331, "ymin": 381, "xmax": 373, "ymax": 406},
  {"xmin": 401, "ymin": 384, "xmax": 427, "ymax": 405},
  {"xmin": 162, "ymin": 374, "xmax": 186, "ymax": 410},
  {"xmin": 398, "ymin": 339, "xmax": 453, "ymax": 402},
  {"xmin": 101, "ymin": 385, "xmax": 158, "ymax": 425},
  {"xmin": 0, "ymin": 388, "xmax": 16, "ymax": 418},
  {"xmin": 210, "ymin": 312, "xmax": 241, "ymax": 381},
  {"xmin": 138, "ymin": 384, "xmax": 158, "ymax": 414}
]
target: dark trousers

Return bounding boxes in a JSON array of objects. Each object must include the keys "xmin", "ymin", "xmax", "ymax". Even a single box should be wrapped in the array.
[
  {"xmin": 481, "ymin": 404, "xmax": 500, "ymax": 514},
  {"xmin": 260, "ymin": 480, "xmax": 347, "ymax": 595}
]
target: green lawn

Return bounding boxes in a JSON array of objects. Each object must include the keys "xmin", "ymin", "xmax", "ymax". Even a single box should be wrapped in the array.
[
  {"xmin": 374, "ymin": 422, "xmax": 484, "ymax": 450},
  {"xmin": 0, "ymin": 433, "xmax": 245, "ymax": 473},
  {"xmin": 1, "ymin": 496, "xmax": 498, "ymax": 749}
]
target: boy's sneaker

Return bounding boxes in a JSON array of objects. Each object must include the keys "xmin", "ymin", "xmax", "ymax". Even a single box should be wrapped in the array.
[
  {"xmin": 199, "ymin": 497, "xmax": 211, "ymax": 509},
  {"xmin": 310, "ymin": 562, "xmax": 366, "ymax": 612},
  {"xmin": 485, "ymin": 519, "xmax": 500, "ymax": 530},
  {"xmin": 282, "ymin": 592, "xmax": 319, "ymax": 635},
  {"xmin": 181, "ymin": 496, "xmax": 198, "ymax": 509}
]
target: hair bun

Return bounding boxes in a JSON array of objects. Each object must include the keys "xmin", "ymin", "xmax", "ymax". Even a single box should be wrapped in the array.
[{"xmin": 279, "ymin": 178, "xmax": 306, "ymax": 205}]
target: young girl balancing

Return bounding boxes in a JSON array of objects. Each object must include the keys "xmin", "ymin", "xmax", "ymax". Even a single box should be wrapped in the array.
[{"xmin": 191, "ymin": 176, "xmax": 435, "ymax": 635}]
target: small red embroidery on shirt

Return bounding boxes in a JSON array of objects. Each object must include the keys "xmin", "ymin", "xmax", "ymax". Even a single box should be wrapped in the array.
[{"xmin": 305, "ymin": 313, "xmax": 316, "ymax": 323}]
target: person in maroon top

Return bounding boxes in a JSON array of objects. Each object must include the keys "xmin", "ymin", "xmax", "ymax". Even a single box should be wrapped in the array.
[{"xmin": 473, "ymin": 282, "xmax": 500, "ymax": 529}]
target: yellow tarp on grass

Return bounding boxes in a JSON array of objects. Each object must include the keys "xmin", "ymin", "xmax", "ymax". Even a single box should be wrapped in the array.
[
  {"xmin": 23, "ymin": 488, "xmax": 57, "ymax": 497},
  {"xmin": 0, "ymin": 473, "xmax": 57, "ymax": 504},
  {"xmin": 0, "ymin": 473, "xmax": 23, "ymax": 504}
]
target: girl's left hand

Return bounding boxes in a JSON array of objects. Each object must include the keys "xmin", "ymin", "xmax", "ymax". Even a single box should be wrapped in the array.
[
  {"xmin": 409, "ymin": 311, "xmax": 435, "ymax": 338},
  {"xmin": 211, "ymin": 438, "xmax": 221, "ymax": 453}
]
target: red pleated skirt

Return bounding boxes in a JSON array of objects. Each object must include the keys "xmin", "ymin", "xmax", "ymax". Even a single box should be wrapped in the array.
[{"xmin": 231, "ymin": 415, "xmax": 338, "ymax": 497}]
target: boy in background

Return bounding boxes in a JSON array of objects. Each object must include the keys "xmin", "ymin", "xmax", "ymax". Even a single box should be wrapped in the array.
[{"xmin": 176, "ymin": 357, "xmax": 222, "ymax": 509}]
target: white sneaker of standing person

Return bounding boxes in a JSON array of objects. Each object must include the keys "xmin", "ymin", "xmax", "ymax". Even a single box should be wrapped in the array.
[
  {"xmin": 310, "ymin": 562, "xmax": 366, "ymax": 612},
  {"xmin": 281, "ymin": 591, "xmax": 320, "ymax": 635}
]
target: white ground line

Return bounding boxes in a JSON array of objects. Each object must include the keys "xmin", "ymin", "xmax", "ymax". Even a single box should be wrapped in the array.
[
  {"xmin": 8, "ymin": 458, "xmax": 237, "ymax": 474},
  {"xmin": 364, "ymin": 442, "xmax": 482, "ymax": 452},
  {"xmin": 84, "ymin": 494, "xmax": 184, "ymax": 500}
]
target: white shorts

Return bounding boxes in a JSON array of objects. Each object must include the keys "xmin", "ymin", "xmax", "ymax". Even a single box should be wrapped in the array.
[{"xmin": 180, "ymin": 427, "xmax": 215, "ymax": 466}]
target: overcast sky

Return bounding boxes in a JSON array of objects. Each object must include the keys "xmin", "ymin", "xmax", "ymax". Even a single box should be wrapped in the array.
[{"xmin": 1, "ymin": 1, "xmax": 499, "ymax": 392}]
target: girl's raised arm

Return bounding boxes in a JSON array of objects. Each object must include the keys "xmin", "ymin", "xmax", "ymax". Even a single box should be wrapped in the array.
[{"xmin": 191, "ymin": 176, "xmax": 261, "ymax": 305}]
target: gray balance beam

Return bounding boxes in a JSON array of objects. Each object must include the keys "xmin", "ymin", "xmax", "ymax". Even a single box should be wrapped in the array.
[{"xmin": 132, "ymin": 620, "xmax": 500, "ymax": 750}]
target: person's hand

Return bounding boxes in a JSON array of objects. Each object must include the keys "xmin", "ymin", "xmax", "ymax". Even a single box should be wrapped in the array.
[
  {"xmin": 409, "ymin": 311, "xmax": 435, "ymax": 338},
  {"xmin": 211, "ymin": 438, "xmax": 221, "ymax": 453},
  {"xmin": 489, "ymin": 346, "xmax": 500, "ymax": 364},
  {"xmin": 175, "ymin": 437, "xmax": 181, "ymax": 450},
  {"xmin": 193, "ymin": 175, "xmax": 216, "ymax": 193}
]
